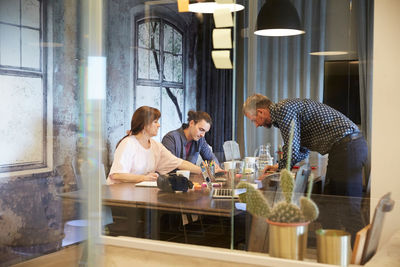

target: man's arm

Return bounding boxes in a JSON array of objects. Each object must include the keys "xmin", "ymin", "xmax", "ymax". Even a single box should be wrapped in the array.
[
  {"xmin": 199, "ymin": 139, "xmax": 220, "ymax": 165},
  {"xmin": 161, "ymin": 133, "xmax": 177, "ymax": 156},
  {"xmin": 279, "ymin": 118, "xmax": 309, "ymax": 170}
]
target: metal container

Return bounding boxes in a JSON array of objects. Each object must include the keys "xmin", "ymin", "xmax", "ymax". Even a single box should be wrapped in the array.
[
  {"xmin": 267, "ymin": 219, "xmax": 309, "ymax": 260},
  {"xmin": 316, "ymin": 229, "xmax": 352, "ymax": 266}
]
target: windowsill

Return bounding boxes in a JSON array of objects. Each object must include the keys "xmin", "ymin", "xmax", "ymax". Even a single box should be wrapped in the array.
[
  {"xmin": 102, "ymin": 235, "xmax": 342, "ymax": 267},
  {"xmin": 0, "ymin": 168, "xmax": 53, "ymax": 182}
]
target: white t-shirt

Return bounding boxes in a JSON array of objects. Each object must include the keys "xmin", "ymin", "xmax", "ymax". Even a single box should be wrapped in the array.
[{"xmin": 107, "ymin": 136, "xmax": 183, "ymax": 185}]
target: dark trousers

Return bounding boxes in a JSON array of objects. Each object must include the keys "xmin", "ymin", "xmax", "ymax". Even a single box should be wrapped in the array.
[
  {"xmin": 321, "ymin": 133, "xmax": 368, "ymax": 244},
  {"xmin": 324, "ymin": 134, "xmax": 368, "ymax": 197}
]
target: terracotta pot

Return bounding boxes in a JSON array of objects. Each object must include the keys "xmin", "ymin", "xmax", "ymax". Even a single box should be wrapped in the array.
[{"xmin": 267, "ymin": 219, "xmax": 310, "ymax": 260}]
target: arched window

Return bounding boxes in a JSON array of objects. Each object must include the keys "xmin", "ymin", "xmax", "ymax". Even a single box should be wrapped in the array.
[{"xmin": 134, "ymin": 18, "xmax": 185, "ymax": 141}]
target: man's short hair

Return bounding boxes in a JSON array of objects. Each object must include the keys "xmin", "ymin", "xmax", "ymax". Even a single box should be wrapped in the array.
[
  {"xmin": 243, "ymin": 94, "xmax": 274, "ymax": 115},
  {"xmin": 187, "ymin": 110, "xmax": 212, "ymax": 126}
]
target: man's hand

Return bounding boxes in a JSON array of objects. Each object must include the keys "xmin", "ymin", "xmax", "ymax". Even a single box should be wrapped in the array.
[
  {"xmin": 263, "ymin": 163, "xmax": 278, "ymax": 173},
  {"xmin": 214, "ymin": 164, "xmax": 225, "ymax": 173},
  {"xmin": 257, "ymin": 164, "xmax": 279, "ymax": 180}
]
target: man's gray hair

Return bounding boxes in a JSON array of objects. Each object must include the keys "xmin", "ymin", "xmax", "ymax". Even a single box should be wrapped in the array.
[{"xmin": 243, "ymin": 94, "xmax": 274, "ymax": 115}]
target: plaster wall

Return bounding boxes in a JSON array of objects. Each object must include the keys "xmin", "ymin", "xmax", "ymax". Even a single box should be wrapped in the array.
[
  {"xmin": 371, "ymin": 0, "xmax": 400, "ymax": 245},
  {"xmin": 0, "ymin": 0, "xmax": 81, "ymax": 264},
  {"xmin": 0, "ymin": 1, "xmax": 199, "ymax": 265}
]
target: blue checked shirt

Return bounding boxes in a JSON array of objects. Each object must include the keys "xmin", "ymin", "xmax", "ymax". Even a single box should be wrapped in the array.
[{"xmin": 270, "ymin": 99, "xmax": 359, "ymax": 170}]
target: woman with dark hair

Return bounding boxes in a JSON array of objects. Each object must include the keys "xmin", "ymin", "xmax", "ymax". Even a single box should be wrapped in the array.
[{"xmin": 107, "ymin": 106, "xmax": 201, "ymax": 184}]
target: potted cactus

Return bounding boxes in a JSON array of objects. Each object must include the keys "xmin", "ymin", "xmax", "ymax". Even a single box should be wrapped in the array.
[{"xmin": 237, "ymin": 120, "xmax": 319, "ymax": 260}]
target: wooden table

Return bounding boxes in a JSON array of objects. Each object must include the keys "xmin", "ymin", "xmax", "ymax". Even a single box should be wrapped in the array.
[
  {"xmin": 60, "ymin": 178, "xmax": 240, "ymax": 240},
  {"xmin": 61, "ymin": 183, "xmax": 236, "ymax": 217}
]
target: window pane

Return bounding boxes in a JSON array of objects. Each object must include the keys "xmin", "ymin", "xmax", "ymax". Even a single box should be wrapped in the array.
[
  {"xmin": 137, "ymin": 48, "xmax": 149, "ymax": 79},
  {"xmin": 0, "ymin": 24, "xmax": 21, "ymax": 67},
  {"xmin": 174, "ymin": 29, "xmax": 182, "ymax": 54},
  {"xmin": 0, "ymin": 75, "xmax": 43, "ymax": 165},
  {"xmin": 0, "ymin": 0, "xmax": 20, "ymax": 24},
  {"xmin": 163, "ymin": 24, "xmax": 173, "ymax": 53},
  {"xmin": 138, "ymin": 22, "xmax": 149, "ymax": 48},
  {"xmin": 161, "ymin": 87, "xmax": 184, "ymax": 138},
  {"xmin": 163, "ymin": 53, "xmax": 173, "ymax": 82},
  {"xmin": 149, "ymin": 21, "xmax": 159, "ymax": 51},
  {"xmin": 22, "ymin": 28, "xmax": 40, "ymax": 69},
  {"xmin": 136, "ymin": 85, "xmax": 161, "ymax": 141},
  {"xmin": 173, "ymin": 55, "xmax": 182, "ymax": 83},
  {"xmin": 149, "ymin": 50, "xmax": 160, "ymax": 80},
  {"xmin": 21, "ymin": 0, "xmax": 40, "ymax": 28}
]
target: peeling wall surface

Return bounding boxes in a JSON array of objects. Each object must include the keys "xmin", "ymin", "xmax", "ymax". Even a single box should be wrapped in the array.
[
  {"xmin": 0, "ymin": 0, "xmax": 198, "ymax": 265},
  {"xmin": 0, "ymin": 0, "xmax": 80, "ymax": 265}
]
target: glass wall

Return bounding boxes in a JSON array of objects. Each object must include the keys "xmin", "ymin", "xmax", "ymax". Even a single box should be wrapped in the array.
[{"xmin": 2, "ymin": 0, "xmax": 395, "ymax": 266}]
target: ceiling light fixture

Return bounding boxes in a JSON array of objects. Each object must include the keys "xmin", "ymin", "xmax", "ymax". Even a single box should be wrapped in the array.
[
  {"xmin": 254, "ymin": 0, "xmax": 305, "ymax": 37},
  {"xmin": 188, "ymin": 1, "xmax": 244, "ymax": 14}
]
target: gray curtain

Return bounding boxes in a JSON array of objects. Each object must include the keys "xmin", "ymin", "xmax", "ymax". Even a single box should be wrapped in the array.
[{"xmin": 240, "ymin": 0, "xmax": 326, "ymax": 158}]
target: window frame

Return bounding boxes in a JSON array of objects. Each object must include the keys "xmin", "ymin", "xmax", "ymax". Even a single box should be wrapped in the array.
[
  {"xmin": 133, "ymin": 15, "xmax": 186, "ymax": 139},
  {"xmin": 0, "ymin": 0, "xmax": 53, "ymax": 177}
]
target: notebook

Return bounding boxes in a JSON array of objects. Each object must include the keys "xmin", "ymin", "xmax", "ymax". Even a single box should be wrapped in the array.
[{"xmin": 135, "ymin": 181, "xmax": 157, "ymax": 187}]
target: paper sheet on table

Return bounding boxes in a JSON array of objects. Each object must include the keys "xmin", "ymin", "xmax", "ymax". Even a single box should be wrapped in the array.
[
  {"xmin": 135, "ymin": 181, "xmax": 157, "ymax": 187},
  {"xmin": 212, "ymin": 50, "xmax": 232, "ymax": 69}
]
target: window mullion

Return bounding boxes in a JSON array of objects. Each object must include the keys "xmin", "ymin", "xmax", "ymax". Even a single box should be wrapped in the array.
[{"xmin": 160, "ymin": 19, "xmax": 164, "ymax": 84}]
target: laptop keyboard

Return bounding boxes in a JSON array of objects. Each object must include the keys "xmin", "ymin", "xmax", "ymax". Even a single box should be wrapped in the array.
[{"xmin": 212, "ymin": 188, "xmax": 239, "ymax": 199}]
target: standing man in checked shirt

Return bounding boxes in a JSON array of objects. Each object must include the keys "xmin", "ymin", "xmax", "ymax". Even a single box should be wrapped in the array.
[
  {"xmin": 243, "ymin": 94, "xmax": 369, "ymax": 242},
  {"xmin": 243, "ymin": 93, "xmax": 368, "ymax": 198}
]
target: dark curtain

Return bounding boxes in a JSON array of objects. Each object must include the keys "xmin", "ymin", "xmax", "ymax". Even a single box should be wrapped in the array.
[
  {"xmin": 356, "ymin": 0, "xmax": 374, "ymax": 194},
  {"xmin": 196, "ymin": 15, "xmax": 233, "ymax": 162}
]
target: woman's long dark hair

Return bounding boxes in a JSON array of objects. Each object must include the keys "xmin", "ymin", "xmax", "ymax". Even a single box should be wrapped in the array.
[{"xmin": 116, "ymin": 106, "xmax": 161, "ymax": 148}]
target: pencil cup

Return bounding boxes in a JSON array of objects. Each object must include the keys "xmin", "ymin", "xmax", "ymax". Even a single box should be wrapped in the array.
[{"xmin": 316, "ymin": 229, "xmax": 352, "ymax": 267}]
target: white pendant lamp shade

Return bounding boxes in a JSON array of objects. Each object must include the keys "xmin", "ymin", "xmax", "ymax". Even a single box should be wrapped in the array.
[{"xmin": 188, "ymin": 1, "xmax": 244, "ymax": 14}]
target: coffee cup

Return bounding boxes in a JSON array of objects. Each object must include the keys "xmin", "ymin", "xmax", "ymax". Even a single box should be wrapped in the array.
[{"xmin": 223, "ymin": 161, "xmax": 235, "ymax": 170}]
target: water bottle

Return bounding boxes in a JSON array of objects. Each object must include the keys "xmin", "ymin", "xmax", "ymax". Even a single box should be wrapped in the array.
[{"xmin": 255, "ymin": 144, "xmax": 273, "ymax": 171}]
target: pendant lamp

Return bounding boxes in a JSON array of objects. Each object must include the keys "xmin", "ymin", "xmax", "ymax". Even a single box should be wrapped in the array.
[
  {"xmin": 255, "ymin": 0, "xmax": 305, "ymax": 37},
  {"xmin": 188, "ymin": 0, "xmax": 244, "ymax": 14},
  {"xmin": 310, "ymin": 0, "xmax": 355, "ymax": 57}
]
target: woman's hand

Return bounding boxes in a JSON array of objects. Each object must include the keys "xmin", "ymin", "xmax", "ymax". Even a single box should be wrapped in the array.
[
  {"xmin": 143, "ymin": 172, "xmax": 159, "ymax": 181},
  {"xmin": 109, "ymin": 172, "xmax": 157, "ymax": 183}
]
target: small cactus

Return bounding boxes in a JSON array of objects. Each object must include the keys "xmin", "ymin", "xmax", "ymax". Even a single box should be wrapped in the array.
[
  {"xmin": 280, "ymin": 169, "xmax": 295, "ymax": 203},
  {"xmin": 300, "ymin": 174, "xmax": 319, "ymax": 222},
  {"xmin": 237, "ymin": 181, "xmax": 271, "ymax": 218},
  {"xmin": 237, "ymin": 120, "xmax": 319, "ymax": 223},
  {"xmin": 269, "ymin": 202, "xmax": 305, "ymax": 223}
]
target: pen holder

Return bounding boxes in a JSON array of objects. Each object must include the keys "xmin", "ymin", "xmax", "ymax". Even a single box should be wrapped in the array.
[
  {"xmin": 210, "ymin": 165, "xmax": 215, "ymax": 178},
  {"xmin": 316, "ymin": 229, "xmax": 352, "ymax": 267}
]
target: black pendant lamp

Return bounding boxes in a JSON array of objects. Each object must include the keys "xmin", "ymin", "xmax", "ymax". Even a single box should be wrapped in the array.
[{"xmin": 255, "ymin": 0, "xmax": 305, "ymax": 37}]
